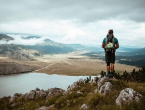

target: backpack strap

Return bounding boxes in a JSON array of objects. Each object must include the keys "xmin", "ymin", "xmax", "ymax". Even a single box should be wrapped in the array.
[{"xmin": 105, "ymin": 35, "xmax": 108, "ymax": 49}]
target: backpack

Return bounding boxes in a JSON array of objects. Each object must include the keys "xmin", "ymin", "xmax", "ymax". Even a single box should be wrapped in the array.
[{"xmin": 104, "ymin": 34, "xmax": 115, "ymax": 53}]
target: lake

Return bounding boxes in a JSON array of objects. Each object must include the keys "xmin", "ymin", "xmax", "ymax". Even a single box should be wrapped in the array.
[{"xmin": 0, "ymin": 73, "xmax": 97, "ymax": 98}]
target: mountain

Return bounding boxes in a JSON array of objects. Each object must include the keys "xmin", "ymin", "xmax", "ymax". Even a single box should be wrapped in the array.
[
  {"xmin": 22, "ymin": 39, "xmax": 75, "ymax": 54},
  {"xmin": 0, "ymin": 33, "xmax": 75, "ymax": 55},
  {"xmin": 67, "ymin": 44, "xmax": 101, "ymax": 51},
  {"xmin": 117, "ymin": 47, "xmax": 145, "ymax": 56},
  {"xmin": 0, "ymin": 44, "xmax": 43, "ymax": 61},
  {"xmin": 0, "ymin": 34, "xmax": 14, "ymax": 42},
  {"xmin": 117, "ymin": 47, "xmax": 139, "ymax": 52}
]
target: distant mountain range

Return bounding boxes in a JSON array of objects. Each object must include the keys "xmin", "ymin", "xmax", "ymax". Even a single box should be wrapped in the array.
[
  {"xmin": 0, "ymin": 34, "xmax": 75, "ymax": 55},
  {"xmin": 0, "ymin": 34, "xmax": 75, "ymax": 60}
]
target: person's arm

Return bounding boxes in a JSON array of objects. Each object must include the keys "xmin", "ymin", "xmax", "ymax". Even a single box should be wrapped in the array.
[
  {"xmin": 102, "ymin": 43, "xmax": 105, "ymax": 48},
  {"xmin": 102, "ymin": 38, "xmax": 105, "ymax": 48},
  {"xmin": 115, "ymin": 43, "xmax": 119, "ymax": 49}
]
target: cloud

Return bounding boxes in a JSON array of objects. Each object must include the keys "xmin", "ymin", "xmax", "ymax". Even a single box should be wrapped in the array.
[
  {"xmin": 0, "ymin": 0, "xmax": 145, "ymax": 23},
  {"xmin": 0, "ymin": 0, "xmax": 145, "ymax": 47},
  {"xmin": 0, "ymin": 34, "xmax": 46, "ymax": 45}
]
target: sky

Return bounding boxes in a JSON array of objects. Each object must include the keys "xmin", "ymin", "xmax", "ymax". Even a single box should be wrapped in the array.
[{"xmin": 0, "ymin": 0, "xmax": 145, "ymax": 47}]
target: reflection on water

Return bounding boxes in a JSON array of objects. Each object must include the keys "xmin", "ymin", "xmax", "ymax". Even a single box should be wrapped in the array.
[{"xmin": 0, "ymin": 73, "xmax": 96, "ymax": 98}]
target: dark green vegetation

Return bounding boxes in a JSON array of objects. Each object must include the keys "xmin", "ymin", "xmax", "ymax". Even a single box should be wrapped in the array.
[
  {"xmin": 82, "ymin": 51, "xmax": 145, "ymax": 67},
  {"xmin": 1, "ymin": 74, "xmax": 145, "ymax": 110},
  {"xmin": 101, "ymin": 66, "xmax": 145, "ymax": 82}
]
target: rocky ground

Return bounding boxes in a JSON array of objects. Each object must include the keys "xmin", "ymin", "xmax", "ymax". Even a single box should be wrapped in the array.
[{"xmin": 0, "ymin": 73, "xmax": 145, "ymax": 110}]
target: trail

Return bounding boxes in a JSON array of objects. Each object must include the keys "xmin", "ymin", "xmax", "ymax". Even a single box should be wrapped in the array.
[
  {"xmin": 33, "ymin": 62, "xmax": 59, "ymax": 72},
  {"xmin": 33, "ymin": 60, "xmax": 73, "ymax": 72},
  {"xmin": 63, "ymin": 60, "xmax": 73, "ymax": 66}
]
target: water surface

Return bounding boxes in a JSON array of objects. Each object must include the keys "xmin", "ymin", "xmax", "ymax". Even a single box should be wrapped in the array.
[{"xmin": 0, "ymin": 73, "xmax": 96, "ymax": 98}]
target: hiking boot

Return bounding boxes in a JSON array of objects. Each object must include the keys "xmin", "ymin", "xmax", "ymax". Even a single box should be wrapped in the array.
[{"xmin": 109, "ymin": 75, "xmax": 113, "ymax": 78}]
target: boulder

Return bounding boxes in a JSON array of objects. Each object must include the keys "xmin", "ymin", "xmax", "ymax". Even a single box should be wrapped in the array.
[
  {"xmin": 116, "ymin": 88, "xmax": 142, "ymax": 105},
  {"xmin": 97, "ymin": 77, "xmax": 109, "ymax": 90},
  {"xmin": 46, "ymin": 88, "xmax": 64, "ymax": 98},
  {"xmin": 80, "ymin": 104, "xmax": 88, "ymax": 110},
  {"xmin": 38, "ymin": 106, "xmax": 49, "ymax": 110},
  {"xmin": 25, "ymin": 90, "xmax": 36, "ymax": 99},
  {"xmin": 38, "ymin": 105, "xmax": 54, "ymax": 110},
  {"xmin": 37, "ymin": 91, "xmax": 47, "ymax": 99},
  {"xmin": 67, "ymin": 78, "xmax": 84, "ymax": 91},
  {"xmin": 99, "ymin": 82, "xmax": 113, "ymax": 95}
]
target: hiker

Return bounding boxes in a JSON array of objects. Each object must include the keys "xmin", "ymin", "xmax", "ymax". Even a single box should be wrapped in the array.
[{"xmin": 102, "ymin": 29, "xmax": 119, "ymax": 78}]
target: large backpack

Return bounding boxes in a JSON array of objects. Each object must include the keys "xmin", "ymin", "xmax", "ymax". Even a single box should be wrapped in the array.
[{"xmin": 104, "ymin": 34, "xmax": 115, "ymax": 53}]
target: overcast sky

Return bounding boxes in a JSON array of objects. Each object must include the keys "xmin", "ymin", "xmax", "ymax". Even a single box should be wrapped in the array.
[{"xmin": 0, "ymin": 0, "xmax": 145, "ymax": 47}]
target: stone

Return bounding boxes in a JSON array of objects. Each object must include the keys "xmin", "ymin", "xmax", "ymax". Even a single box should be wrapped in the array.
[
  {"xmin": 77, "ymin": 90, "xmax": 82, "ymax": 94},
  {"xmin": 80, "ymin": 104, "xmax": 88, "ymax": 110},
  {"xmin": 38, "ymin": 106, "xmax": 49, "ymax": 110},
  {"xmin": 97, "ymin": 77, "xmax": 109, "ymax": 90},
  {"xmin": 67, "ymin": 78, "xmax": 84, "ymax": 91},
  {"xmin": 46, "ymin": 88, "xmax": 64, "ymax": 98},
  {"xmin": 63, "ymin": 90, "xmax": 72, "ymax": 95},
  {"xmin": 38, "ymin": 105, "xmax": 54, "ymax": 110},
  {"xmin": 99, "ymin": 82, "xmax": 113, "ymax": 95},
  {"xmin": 116, "ymin": 88, "xmax": 142, "ymax": 105},
  {"xmin": 36, "ymin": 91, "xmax": 47, "ymax": 99},
  {"xmin": 25, "ymin": 90, "xmax": 36, "ymax": 99}
]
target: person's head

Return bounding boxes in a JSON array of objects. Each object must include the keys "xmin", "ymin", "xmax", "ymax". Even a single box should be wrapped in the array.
[{"xmin": 108, "ymin": 29, "xmax": 113, "ymax": 34}]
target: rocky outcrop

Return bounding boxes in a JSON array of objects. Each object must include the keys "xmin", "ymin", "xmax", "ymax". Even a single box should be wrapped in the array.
[
  {"xmin": 67, "ymin": 78, "xmax": 84, "ymax": 91},
  {"xmin": 116, "ymin": 88, "xmax": 142, "ymax": 105},
  {"xmin": 94, "ymin": 77, "xmax": 113, "ymax": 95},
  {"xmin": 0, "ymin": 63, "xmax": 34, "ymax": 75},
  {"xmin": 9, "ymin": 87, "xmax": 64, "ymax": 108},
  {"xmin": 97, "ymin": 77, "xmax": 109, "ymax": 90},
  {"xmin": 46, "ymin": 88, "xmax": 65, "ymax": 98},
  {"xmin": 99, "ymin": 82, "xmax": 113, "ymax": 95},
  {"xmin": 22, "ymin": 87, "xmax": 64, "ymax": 100}
]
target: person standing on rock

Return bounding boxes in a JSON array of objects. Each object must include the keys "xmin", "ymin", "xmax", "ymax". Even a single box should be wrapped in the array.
[{"xmin": 102, "ymin": 29, "xmax": 119, "ymax": 78}]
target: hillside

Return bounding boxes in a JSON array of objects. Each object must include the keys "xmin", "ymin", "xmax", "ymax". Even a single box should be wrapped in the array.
[
  {"xmin": 0, "ymin": 67, "xmax": 145, "ymax": 110},
  {"xmin": 21, "ymin": 39, "xmax": 75, "ymax": 54},
  {"xmin": 0, "ymin": 44, "xmax": 43, "ymax": 61},
  {"xmin": 0, "ymin": 34, "xmax": 75, "ymax": 58}
]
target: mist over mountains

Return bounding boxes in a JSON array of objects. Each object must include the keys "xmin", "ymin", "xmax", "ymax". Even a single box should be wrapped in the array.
[{"xmin": 0, "ymin": 33, "xmax": 145, "ymax": 67}]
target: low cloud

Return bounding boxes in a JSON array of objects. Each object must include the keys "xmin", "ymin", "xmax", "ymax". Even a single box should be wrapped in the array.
[{"xmin": 0, "ymin": 34, "xmax": 46, "ymax": 45}]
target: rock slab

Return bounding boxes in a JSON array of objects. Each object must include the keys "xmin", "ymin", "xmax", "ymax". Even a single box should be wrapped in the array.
[{"xmin": 116, "ymin": 88, "xmax": 142, "ymax": 105}]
